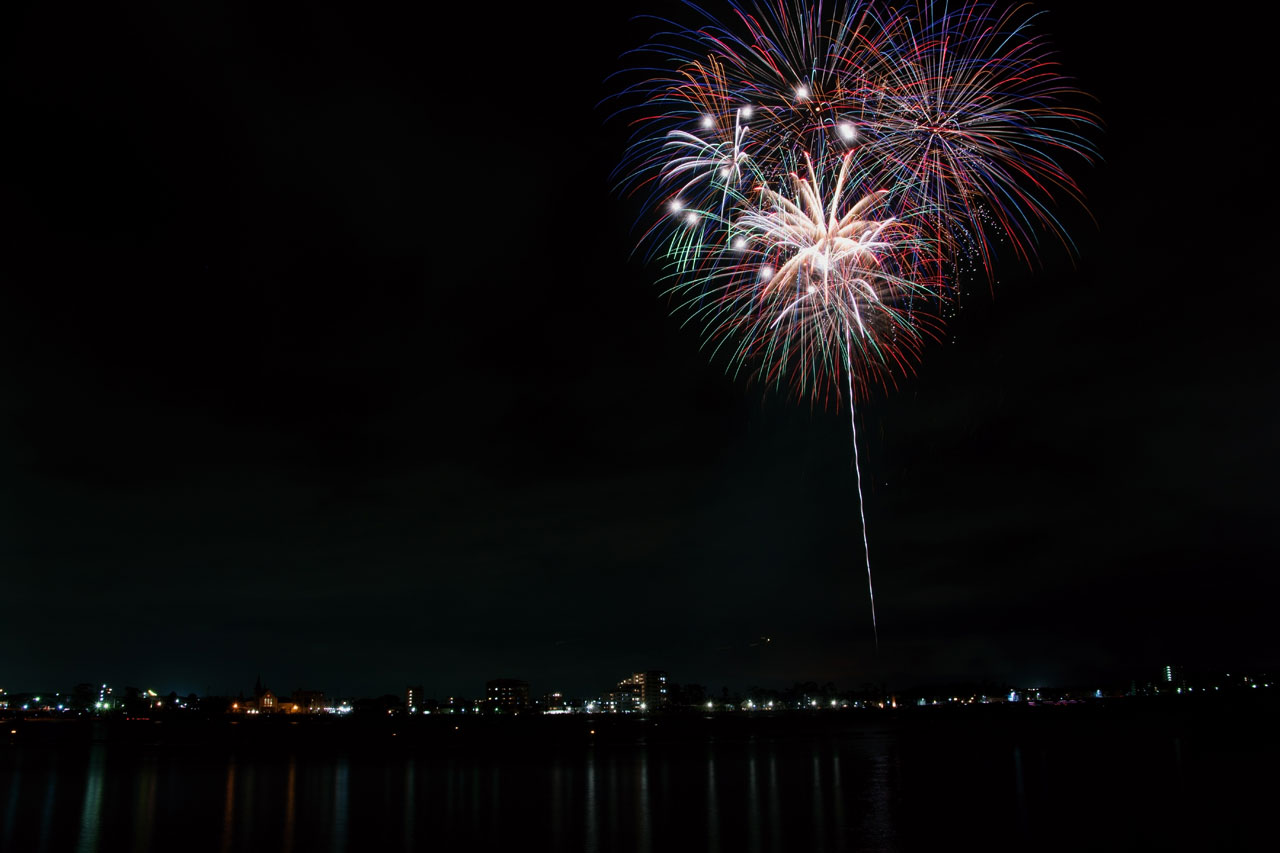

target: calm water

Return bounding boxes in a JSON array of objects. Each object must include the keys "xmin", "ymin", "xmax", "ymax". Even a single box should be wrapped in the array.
[{"xmin": 1, "ymin": 709, "xmax": 1274, "ymax": 852}]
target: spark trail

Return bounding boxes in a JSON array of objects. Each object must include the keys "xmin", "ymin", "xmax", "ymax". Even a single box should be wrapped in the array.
[{"xmin": 846, "ymin": 332, "xmax": 878, "ymax": 649}]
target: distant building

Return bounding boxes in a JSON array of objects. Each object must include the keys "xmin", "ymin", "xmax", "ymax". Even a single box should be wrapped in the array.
[
  {"xmin": 611, "ymin": 671, "xmax": 669, "ymax": 713},
  {"xmin": 275, "ymin": 694, "xmax": 313, "ymax": 714},
  {"xmin": 486, "ymin": 679, "xmax": 530, "ymax": 712},
  {"xmin": 406, "ymin": 685, "xmax": 425, "ymax": 714},
  {"xmin": 81, "ymin": 684, "xmax": 113, "ymax": 712},
  {"xmin": 72, "ymin": 683, "xmax": 95, "ymax": 711},
  {"xmin": 291, "ymin": 689, "xmax": 326, "ymax": 713},
  {"xmin": 241, "ymin": 677, "xmax": 278, "ymax": 713},
  {"xmin": 231, "ymin": 685, "xmax": 323, "ymax": 714},
  {"xmin": 542, "ymin": 692, "xmax": 571, "ymax": 714}
]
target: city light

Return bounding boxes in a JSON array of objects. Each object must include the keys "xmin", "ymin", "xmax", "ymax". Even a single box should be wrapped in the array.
[{"xmin": 1, "ymin": 664, "xmax": 1270, "ymax": 724}]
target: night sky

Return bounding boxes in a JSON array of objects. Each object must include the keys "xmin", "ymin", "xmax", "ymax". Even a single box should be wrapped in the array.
[{"xmin": 3, "ymin": 2, "xmax": 1275, "ymax": 700}]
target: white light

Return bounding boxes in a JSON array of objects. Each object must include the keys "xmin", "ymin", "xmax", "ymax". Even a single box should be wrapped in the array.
[
  {"xmin": 837, "ymin": 122, "xmax": 857, "ymax": 142},
  {"xmin": 795, "ymin": 85, "xmax": 809, "ymax": 100},
  {"xmin": 720, "ymin": 167, "xmax": 731, "ymax": 177},
  {"xmin": 740, "ymin": 106, "xmax": 753, "ymax": 118},
  {"xmin": 806, "ymin": 284, "xmax": 817, "ymax": 294},
  {"xmin": 760, "ymin": 265, "xmax": 774, "ymax": 280},
  {"xmin": 669, "ymin": 199, "xmax": 683, "ymax": 213},
  {"xmin": 685, "ymin": 212, "xmax": 698, "ymax": 225},
  {"xmin": 732, "ymin": 237, "xmax": 746, "ymax": 250},
  {"xmin": 701, "ymin": 115, "xmax": 714, "ymax": 129}
]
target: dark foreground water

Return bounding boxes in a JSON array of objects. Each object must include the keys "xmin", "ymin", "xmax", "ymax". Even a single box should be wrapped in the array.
[{"xmin": 2, "ymin": 699, "xmax": 1275, "ymax": 852}]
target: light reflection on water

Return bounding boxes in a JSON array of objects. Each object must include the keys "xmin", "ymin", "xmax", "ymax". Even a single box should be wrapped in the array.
[
  {"xmin": 218, "ymin": 758, "xmax": 234, "ymax": 853},
  {"xmin": 282, "ymin": 757, "xmax": 295, "ymax": 853},
  {"xmin": 400, "ymin": 758, "xmax": 412, "ymax": 853},
  {"xmin": 38, "ymin": 763, "xmax": 56, "ymax": 853},
  {"xmin": 2, "ymin": 752, "xmax": 19, "ymax": 852},
  {"xmin": 636, "ymin": 748, "xmax": 650, "ymax": 853},
  {"xmin": 331, "ymin": 756, "xmax": 348, "ymax": 853},
  {"xmin": 0, "ymin": 725, "xmax": 1259, "ymax": 852},
  {"xmin": 706, "ymin": 750, "xmax": 718, "ymax": 853}
]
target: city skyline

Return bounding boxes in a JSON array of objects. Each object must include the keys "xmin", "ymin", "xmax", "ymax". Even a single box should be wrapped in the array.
[{"xmin": 5, "ymin": 660, "xmax": 1273, "ymax": 713}]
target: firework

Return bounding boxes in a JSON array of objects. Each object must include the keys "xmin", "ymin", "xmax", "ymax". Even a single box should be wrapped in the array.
[
  {"xmin": 612, "ymin": 1, "xmax": 1096, "ymax": 391},
  {"xmin": 681, "ymin": 150, "xmax": 944, "ymax": 402},
  {"xmin": 610, "ymin": 1, "xmax": 1096, "ymax": 642},
  {"xmin": 847, "ymin": 2, "xmax": 1100, "ymax": 272}
]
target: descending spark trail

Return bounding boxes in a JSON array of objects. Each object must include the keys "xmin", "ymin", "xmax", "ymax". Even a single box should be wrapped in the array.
[
  {"xmin": 845, "ymin": 332, "xmax": 878, "ymax": 649},
  {"xmin": 610, "ymin": 1, "xmax": 1096, "ymax": 643}
]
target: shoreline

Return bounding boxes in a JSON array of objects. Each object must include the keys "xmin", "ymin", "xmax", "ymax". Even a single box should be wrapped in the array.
[{"xmin": 5, "ymin": 691, "xmax": 1276, "ymax": 754}]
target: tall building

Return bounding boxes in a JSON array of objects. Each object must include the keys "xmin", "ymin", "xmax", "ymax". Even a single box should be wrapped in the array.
[
  {"xmin": 486, "ymin": 679, "xmax": 529, "ymax": 712},
  {"xmin": 406, "ymin": 685, "xmax": 425, "ymax": 714},
  {"xmin": 613, "ymin": 671, "xmax": 669, "ymax": 712}
]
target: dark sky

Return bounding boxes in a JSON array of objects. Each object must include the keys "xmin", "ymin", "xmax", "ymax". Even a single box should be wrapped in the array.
[{"xmin": 2, "ymin": 1, "xmax": 1275, "ymax": 700}]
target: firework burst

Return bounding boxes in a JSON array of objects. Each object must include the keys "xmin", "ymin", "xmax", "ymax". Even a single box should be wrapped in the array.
[
  {"xmin": 612, "ymin": 1, "xmax": 1097, "ymax": 399},
  {"xmin": 686, "ymin": 150, "xmax": 944, "ymax": 402},
  {"xmin": 610, "ymin": 0, "xmax": 1096, "ymax": 643}
]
